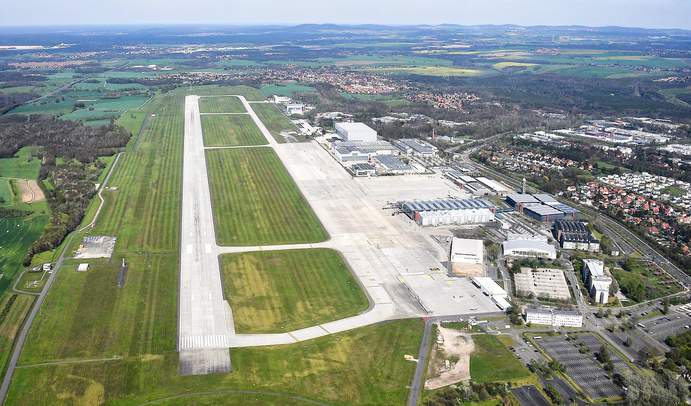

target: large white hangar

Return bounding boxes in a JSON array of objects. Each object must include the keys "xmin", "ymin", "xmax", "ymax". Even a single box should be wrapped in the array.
[{"xmin": 400, "ymin": 198, "xmax": 496, "ymax": 226}]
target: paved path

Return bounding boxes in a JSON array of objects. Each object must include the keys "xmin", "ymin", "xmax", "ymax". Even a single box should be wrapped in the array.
[
  {"xmin": 407, "ymin": 318, "xmax": 433, "ymax": 406},
  {"xmin": 79, "ymin": 152, "xmax": 122, "ymax": 232}
]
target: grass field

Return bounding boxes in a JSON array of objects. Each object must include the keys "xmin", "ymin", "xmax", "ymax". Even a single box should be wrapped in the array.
[
  {"xmin": 0, "ymin": 177, "xmax": 14, "ymax": 206},
  {"xmin": 0, "ymin": 294, "xmax": 34, "ymax": 380},
  {"xmin": 470, "ymin": 334, "xmax": 532, "ymax": 384},
  {"xmin": 220, "ymin": 249, "xmax": 368, "ymax": 333},
  {"xmin": 199, "ymin": 96, "xmax": 246, "ymax": 114},
  {"xmin": 251, "ymin": 103, "xmax": 297, "ymax": 143},
  {"xmin": 8, "ymin": 319, "xmax": 423, "ymax": 405},
  {"xmin": 201, "ymin": 114, "xmax": 267, "ymax": 147},
  {"xmin": 0, "ymin": 147, "xmax": 42, "ymax": 179},
  {"xmin": 206, "ymin": 148, "xmax": 327, "ymax": 246},
  {"xmin": 613, "ymin": 259, "xmax": 682, "ymax": 304},
  {"xmin": 0, "ymin": 215, "xmax": 49, "ymax": 297},
  {"xmin": 260, "ymin": 83, "xmax": 316, "ymax": 97}
]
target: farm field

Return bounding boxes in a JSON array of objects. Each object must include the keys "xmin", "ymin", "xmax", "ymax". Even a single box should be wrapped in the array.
[
  {"xmin": 469, "ymin": 334, "xmax": 533, "ymax": 384},
  {"xmin": 0, "ymin": 215, "xmax": 49, "ymax": 297},
  {"xmin": 251, "ymin": 103, "xmax": 298, "ymax": 143},
  {"xmin": 0, "ymin": 147, "xmax": 41, "ymax": 180},
  {"xmin": 219, "ymin": 249, "xmax": 368, "ymax": 333},
  {"xmin": 260, "ymin": 83, "xmax": 316, "ymax": 97},
  {"xmin": 8, "ymin": 319, "xmax": 423, "ymax": 405},
  {"xmin": 198, "ymin": 96, "xmax": 246, "ymax": 114},
  {"xmin": 206, "ymin": 147, "xmax": 327, "ymax": 246},
  {"xmin": 201, "ymin": 114, "xmax": 267, "ymax": 147}
]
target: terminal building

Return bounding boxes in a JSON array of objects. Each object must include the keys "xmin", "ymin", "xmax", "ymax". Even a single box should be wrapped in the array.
[
  {"xmin": 400, "ymin": 198, "xmax": 496, "ymax": 227},
  {"xmin": 335, "ymin": 122, "xmax": 378, "ymax": 142},
  {"xmin": 450, "ymin": 238, "xmax": 484, "ymax": 277},
  {"xmin": 348, "ymin": 163, "xmax": 376, "ymax": 177},
  {"xmin": 471, "ymin": 277, "xmax": 511, "ymax": 311},
  {"xmin": 513, "ymin": 267, "xmax": 571, "ymax": 301},
  {"xmin": 502, "ymin": 235, "xmax": 557, "ymax": 260},
  {"xmin": 582, "ymin": 259, "xmax": 612, "ymax": 305},
  {"xmin": 553, "ymin": 220, "xmax": 600, "ymax": 252},
  {"xmin": 524, "ymin": 307, "xmax": 583, "ymax": 328}
]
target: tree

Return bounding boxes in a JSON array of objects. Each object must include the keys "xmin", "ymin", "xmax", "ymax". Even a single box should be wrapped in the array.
[{"xmin": 662, "ymin": 298, "xmax": 670, "ymax": 315}]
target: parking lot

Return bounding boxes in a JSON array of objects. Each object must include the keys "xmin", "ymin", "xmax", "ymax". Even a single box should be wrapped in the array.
[
  {"xmin": 639, "ymin": 312, "xmax": 691, "ymax": 341},
  {"xmin": 512, "ymin": 385, "xmax": 550, "ymax": 406},
  {"xmin": 534, "ymin": 334, "xmax": 625, "ymax": 400}
]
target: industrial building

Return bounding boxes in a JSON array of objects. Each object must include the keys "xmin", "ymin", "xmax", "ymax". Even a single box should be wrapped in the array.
[
  {"xmin": 553, "ymin": 220, "xmax": 600, "ymax": 252},
  {"xmin": 348, "ymin": 163, "xmax": 376, "ymax": 177},
  {"xmin": 506, "ymin": 193, "xmax": 579, "ymax": 222},
  {"xmin": 332, "ymin": 140, "xmax": 398, "ymax": 163},
  {"xmin": 394, "ymin": 138, "xmax": 438, "ymax": 157},
  {"xmin": 400, "ymin": 198, "xmax": 496, "ymax": 226},
  {"xmin": 513, "ymin": 267, "xmax": 571, "ymax": 301},
  {"xmin": 335, "ymin": 122, "xmax": 378, "ymax": 142},
  {"xmin": 524, "ymin": 307, "xmax": 583, "ymax": 328},
  {"xmin": 373, "ymin": 155, "xmax": 416, "ymax": 175},
  {"xmin": 284, "ymin": 103, "xmax": 305, "ymax": 116},
  {"xmin": 502, "ymin": 235, "xmax": 557, "ymax": 260},
  {"xmin": 471, "ymin": 277, "xmax": 511, "ymax": 310},
  {"xmin": 475, "ymin": 177, "xmax": 511, "ymax": 196},
  {"xmin": 582, "ymin": 259, "xmax": 612, "ymax": 305},
  {"xmin": 450, "ymin": 238, "xmax": 484, "ymax": 277},
  {"xmin": 443, "ymin": 170, "xmax": 492, "ymax": 196}
]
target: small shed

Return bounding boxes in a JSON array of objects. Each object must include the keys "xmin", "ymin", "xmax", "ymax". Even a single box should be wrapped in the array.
[{"xmin": 77, "ymin": 263, "xmax": 89, "ymax": 272}]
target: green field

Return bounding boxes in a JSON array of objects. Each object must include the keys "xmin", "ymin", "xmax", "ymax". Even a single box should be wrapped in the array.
[
  {"xmin": 613, "ymin": 258, "xmax": 682, "ymax": 304},
  {"xmin": 0, "ymin": 178, "xmax": 14, "ymax": 205},
  {"xmin": 0, "ymin": 215, "xmax": 49, "ymax": 297},
  {"xmin": 251, "ymin": 103, "xmax": 298, "ymax": 143},
  {"xmin": 206, "ymin": 148, "xmax": 327, "ymax": 246},
  {"xmin": 0, "ymin": 147, "xmax": 42, "ymax": 179},
  {"xmin": 260, "ymin": 83, "xmax": 316, "ymax": 97},
  {"xmin": 0, "ymin": 294, "xmax": 34, "ymax": 380},
  {"xmin": 470, "ymin": 335, "xmax": 532, "ymax": 384},
  {"xmin": 9, "ymin": 319, "xmax": 423, "ymax": 405},
  {"xmin": 201, "ymin": 114, "xmax": 267, "ymax": 147},
  {"xmin": 220, "ymin": 249, "xmax": 368, "ymax": 333},
  {"xmin": 198, "ymin": 96, "xmax": 246, "ymax": 114}
]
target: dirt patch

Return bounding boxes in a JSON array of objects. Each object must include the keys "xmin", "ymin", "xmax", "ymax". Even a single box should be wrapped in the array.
[
  {"xmin": 425, "ymin": 326, "xmax": 475, "ymax": 390},
  {"xmin": 18, "ymin": 179, "xmax": 45, "ymax": 203}
]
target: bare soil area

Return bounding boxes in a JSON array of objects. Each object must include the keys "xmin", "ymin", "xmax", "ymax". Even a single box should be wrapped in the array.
[
  {"xmin": 425, "ymin": 326, "xmax": 475, "ymax": 390},
  {"xmin": 18, "ymin": 179, "xmax": 45, "ymax": 203}
]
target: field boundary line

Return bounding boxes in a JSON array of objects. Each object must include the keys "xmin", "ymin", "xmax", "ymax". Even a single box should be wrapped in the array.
[{"xmin": 16, "ymin": 355, "xmax": 123, "ymax": 369}]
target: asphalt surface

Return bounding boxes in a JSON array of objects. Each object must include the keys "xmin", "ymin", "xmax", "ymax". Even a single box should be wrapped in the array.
[{"xmin": 407, "ymin": 318, "xmax": 433, "ymax": 406}]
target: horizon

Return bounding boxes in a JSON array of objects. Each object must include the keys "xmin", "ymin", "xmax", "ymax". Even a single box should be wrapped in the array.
[{"xmin": 2, "ymin": 0, "xmax": 691, "ymax": 30}]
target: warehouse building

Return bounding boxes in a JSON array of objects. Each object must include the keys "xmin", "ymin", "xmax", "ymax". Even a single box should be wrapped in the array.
[
  {"xmin": 513, "ymin": 267, "xmax": 571, "ymax": 301},
  {"xmin": 506, "ymin": 193, "xmax": 579, "ymax": 221},
  {"xmin": 348, "ymin": 163, "xmax": 376, "ymax": 177},
  {"xmin": 373, "ymin": 155, "xmax": 416, "ymax": 175},
  {"xmin": 394, "ymin": 138, "xmax": 438, "ymax": 157},
  {"xmin": 502, "ymin": 236, "xmax": 557, "ymax": 260},
  {"xmin": 476, "ymin": 177, "xmax": 511, "ymax": 196},
  {"xmin": 471, "ymin": 277, "xmax": 511, "ymax": 311},
  {"xmin": 332, "ymin": 140, "xmax": 398, "ymax": 163},
  {"xmin": 335, "ymin": 122, "xmax": 378, "ymax": 142},
  {"xmin": 524, "ymin": 307, "xmax": 583, "ymax": 328},
  {"xmin": 582, "ymin": 259, "xmax": 612, "ymax": 305},
  {"xmin": 284, "ymin": 103, "xmax": 305, "ymax": 116},
  {"xmin": 450, "ymin": 238, "xmax": 485, "ymax": 277},
  {"xmin": 400, "ymin": 198, "xmax": 496, "ymax": 226},
  {"xmin": 553, "ymin": 220, "xmax": 600, "ymax": 252},
  {"xmin": 443, "ymin": 170, "xmax": 492, "ymax": 196}
]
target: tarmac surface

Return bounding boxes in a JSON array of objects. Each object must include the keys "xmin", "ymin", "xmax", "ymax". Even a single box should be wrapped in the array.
[{"xmin": 178, "ymin": 95, "xmax": 499, "ymax": 373}]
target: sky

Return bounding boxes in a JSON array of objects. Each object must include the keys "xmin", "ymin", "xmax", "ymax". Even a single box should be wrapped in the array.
[{"xmin": 2, "ymin": 0, "xmax": 691, "ymax": 30}]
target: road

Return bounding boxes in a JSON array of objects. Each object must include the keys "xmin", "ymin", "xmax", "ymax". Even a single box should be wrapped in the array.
[
  {"xmin": 78, "ymin": 152, "xmax": 122, "ymax": 232},
  {"xmin": 0, "ymin": 235, "xmax": 73, "ymax": 404},
  {"xmin": 407, "ymin": 318, "xmax": 433, "ymax": 406}
]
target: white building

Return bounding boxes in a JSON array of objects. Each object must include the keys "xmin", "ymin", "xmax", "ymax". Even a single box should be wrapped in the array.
[
  {"xmin": 450, "ymin": 238, "xmax": 484, "ymax": 277},
  {"xmin": 502, "ymin": 238, "xmax": 557, "ymax": 260},
  {"xmin": 335, "ymin": 122, "xmax": 378, "ymax": 142},
  {"xmin": 284, "ymin": 103, "xmax": 304, "ymax": 116},
  {"xmin": 332, "ymin": 141, "xmax": 398, "ymax": 163},
  {"xmin": 582, "ymin": 259, "xmax": 612, "ymax": 305},
  {"xmin": 471, "ymin": 277, "xmax": 511, "ymax": 310},
  {"xmin": 418, "ymin": 208, "xmax": 495, "ymax": 227},
  {"xmin": 524, "ymin": 308, "xmax": 583, "ymax": 328},
  {"xmin": 513, "ymin": 268, "xmax": 571, "ymax": 301},
  {"xmin": 271, "ymin": 95, "xmax": 292, "ymax": 104}
]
